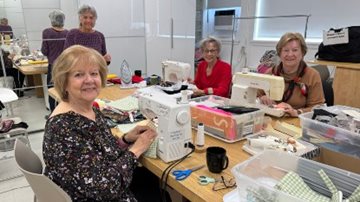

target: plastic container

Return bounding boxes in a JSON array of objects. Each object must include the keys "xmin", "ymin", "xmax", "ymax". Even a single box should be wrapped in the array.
[
  {"xmin": 231, "ymin": 150, "xmax": 360, "ymax": 202},
  {"xmin": 299, "ymin": 105, "xmax": 360, "ymax": 159},
  {"xmin": 242, "ymin": 131, "xmax": 319, "ymax": 159},
  {"xmin": 189, "ymin": 95, "xmax": 264, "ymax": 143}
]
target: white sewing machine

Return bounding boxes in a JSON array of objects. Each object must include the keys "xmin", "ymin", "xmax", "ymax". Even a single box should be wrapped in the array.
[
  {"xmin": 162, "ymin": 60, "xmax": 191, "ymax": 83},
  {"xmin": 138, "ymin": 91, "xmax": 192, "ymax": 163},
  {"xmin": 230, "ymin": 72, "xmax": 285, "ymax": 117}
]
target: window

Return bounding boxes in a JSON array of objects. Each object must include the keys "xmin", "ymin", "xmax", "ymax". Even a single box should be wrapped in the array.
[{"xmin": 254, "ymin": 0, "xmax": 360, "ymax": 42}]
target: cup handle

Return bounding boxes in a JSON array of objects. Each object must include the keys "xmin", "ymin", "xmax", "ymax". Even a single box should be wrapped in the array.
[{"xmin": 223, "ymin": 156, "xmax": 229, "ymax": 170}]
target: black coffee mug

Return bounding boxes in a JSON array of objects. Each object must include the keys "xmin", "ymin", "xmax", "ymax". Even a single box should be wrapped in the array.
[{"xmin": 206, "ymin": 146, "xmax": 229, "ymax": 173}]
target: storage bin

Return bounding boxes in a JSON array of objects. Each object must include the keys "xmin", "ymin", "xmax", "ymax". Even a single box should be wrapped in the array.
[
  {"xmin": 299, "ymin": 105, "xmax": 360, "ymax": 158},
  {"xmin": 231, "ymin": 150, "xmax": 360, "ymax": 202},
  {"xmin": 189, "ymin": 95, "xmax": 264, "ymax": 143}
]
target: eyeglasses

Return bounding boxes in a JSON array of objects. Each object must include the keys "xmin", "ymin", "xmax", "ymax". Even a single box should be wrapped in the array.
[
  {"xmin": 203, "ymin": 49, "xmax": 218, "ymax": 54},
  {"xmin": 212, "ymin": 176, "xmax": 236, "ymax": 191}
]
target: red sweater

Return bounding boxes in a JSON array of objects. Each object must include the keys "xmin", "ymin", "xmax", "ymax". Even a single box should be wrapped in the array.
[{"xmin": 194, "ymin": 59, "xmax": 232, "ymax": 97}]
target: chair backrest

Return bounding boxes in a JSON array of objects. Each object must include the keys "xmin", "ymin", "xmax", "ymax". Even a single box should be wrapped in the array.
[
  {"xmin": 311, "ymin": 65, "xmax": 334, "ymax": 106},
  {"xmin": 14, "ymin": 138, "xmax": 72, "ymax": 202},
  {"xmin": 311, "ymin": 65, "xmax": 330, "ymax": 82}
]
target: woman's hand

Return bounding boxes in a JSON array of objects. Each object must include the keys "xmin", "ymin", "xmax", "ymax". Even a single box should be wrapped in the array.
[
  {"xmin": 192, "ymin": 89, "xmax": 205, "ymax": 97},
  {"xmin": 274, "ymin": 102, "xmax": 299, "ymax": 117},
  {"xmin": 125, "ymin": 125, "xmax": 152, "ymax": 143},
  {"xmin": 259, "ymin": 95, "xmax": 276, "ymax": 106},
  {"xmin": 104, "ymin": 53, "xmax": 111, "ymax": 62},
  {"xmin": 128, "ymin": 128, "xmax": 157, "ymax": 158}
]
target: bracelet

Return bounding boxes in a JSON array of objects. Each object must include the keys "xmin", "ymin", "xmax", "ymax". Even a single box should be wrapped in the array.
[{"xmin": 122, "ymin": 133, "xmax": 134, "ymax": 145}]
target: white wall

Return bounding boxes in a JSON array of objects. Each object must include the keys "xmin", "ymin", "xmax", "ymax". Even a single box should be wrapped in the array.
[{"xmin": 78, "ymin": 0, "xmax": 147, "ymax": 76}]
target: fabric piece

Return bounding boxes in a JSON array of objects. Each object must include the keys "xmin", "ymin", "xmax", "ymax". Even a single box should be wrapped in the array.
[
  {"xmin": 0, "ymin": 119, "xmax": 14, "ymax": 133},
  {"xmin": 348, "ymin": 185, "xmax": 360, "ymax": 202},
  {"xmin": 194, "ymin": 59, "xmax": 232, "ymax": 97},
  {"xmin": 275, "ymin": 171, "xmax": 330, "ymax": 202},
  {"xmin": 106, "ymin": 96, "xmax": 139, "ymax": 111},
  {"xmin": 143, "ymin": 138, "xmax": 158, "ymax": 159},
  {"xmin": 43, "ymin": 108, "xmax": 138, "ymax": 201}
]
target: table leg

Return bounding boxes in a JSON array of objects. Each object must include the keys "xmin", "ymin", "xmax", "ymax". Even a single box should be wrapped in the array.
[
  {"xmin": 41, "ymin": 73, "xmax": 49, "ymax": 109},
  {"xmin": 33, "ymin": 75, "xmax": 43, "ymax": 98}
]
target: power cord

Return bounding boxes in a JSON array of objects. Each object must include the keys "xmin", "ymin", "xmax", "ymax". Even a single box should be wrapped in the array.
[{"xmin": 160, "ymin": 142, "xmax": 195, "ymax": 202}]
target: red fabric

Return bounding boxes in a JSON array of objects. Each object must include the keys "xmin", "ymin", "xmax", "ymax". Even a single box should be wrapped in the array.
[
  {"xmin": 108, "ymin": 78, "xmax": 121, "ymax": 84},
  {"xmin": 194, "ymin": 59, "xmax": 232, "ymax": 97},
  {"xmin": 132, "ymin": 75, "xmax": 144, "ymax": 83}
]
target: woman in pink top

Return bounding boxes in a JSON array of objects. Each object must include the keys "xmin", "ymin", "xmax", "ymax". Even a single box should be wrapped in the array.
[{"xmin": 192, "ymin": 37, "xmax": 232, "ymax": 97}]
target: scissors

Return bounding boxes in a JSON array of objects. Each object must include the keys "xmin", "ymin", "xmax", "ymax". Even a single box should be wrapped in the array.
[
  {"xmin": 172, "ymin": 165, "xmax": 205, "ymax": 181},
  {"xmin": 198, "ymin": 176, "xmax": 216, "ymax": 185}
]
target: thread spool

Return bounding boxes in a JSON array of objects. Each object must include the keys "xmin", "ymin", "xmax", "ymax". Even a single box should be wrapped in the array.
[
  {"xmin": 196, "ymin": 123, "xmax": 205, "ymax": 147},
  {"xmin": 179, "ymin": 90, "xmax": 189, "ymax": 104}
]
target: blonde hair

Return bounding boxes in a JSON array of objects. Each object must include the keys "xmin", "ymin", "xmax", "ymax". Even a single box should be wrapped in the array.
[
  {"xmin": 52, "ymin": 45, "xmax": 107, "ymax": 101},
  {"xmin": 276, "ymin": 32, "xmax": 307, "ymax": 56}
]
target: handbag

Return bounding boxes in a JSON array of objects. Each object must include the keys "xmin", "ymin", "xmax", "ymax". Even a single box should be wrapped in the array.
[{"xmin": 315, "ymin": 26, "xmax": 360, "ymax": 63}]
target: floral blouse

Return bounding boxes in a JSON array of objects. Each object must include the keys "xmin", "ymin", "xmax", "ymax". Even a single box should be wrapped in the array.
[{"xmin": 43, "ymin": 109, "xmax": 138, "ymax": 201}]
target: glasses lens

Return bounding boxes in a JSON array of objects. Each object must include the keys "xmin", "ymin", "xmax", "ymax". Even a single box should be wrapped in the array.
[{"xmin": 204, "ymin": 49, "xmax": 217, "ymax": 54}]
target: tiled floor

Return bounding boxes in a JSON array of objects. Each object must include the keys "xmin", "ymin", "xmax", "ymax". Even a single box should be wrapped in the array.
[{"xmin": 0, "ymin": 90, "xmax": 47, "ymax": 202}]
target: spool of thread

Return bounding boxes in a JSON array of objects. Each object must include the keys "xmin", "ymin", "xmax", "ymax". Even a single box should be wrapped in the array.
[
  {"xmin": 179, "ymin": 90, "xmax": 189, "ymax": 104},
  {"xmin": 196, "ymin": 123, "xmax": 205, "ymax": 147}
]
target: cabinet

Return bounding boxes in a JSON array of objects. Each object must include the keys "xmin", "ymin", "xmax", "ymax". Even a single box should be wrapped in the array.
[
  {"xmin": 144, "ymin": 0, "xmax": 196, "ymax": 77},
  {"xmin": 308, "ymin": 60, "xmax": 360, "ymax": 108}
]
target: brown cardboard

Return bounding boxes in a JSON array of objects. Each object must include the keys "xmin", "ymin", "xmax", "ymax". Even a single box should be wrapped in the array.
[{"xmin": 319, "ymin": 147, "xmax": 360, "ymax": 174}]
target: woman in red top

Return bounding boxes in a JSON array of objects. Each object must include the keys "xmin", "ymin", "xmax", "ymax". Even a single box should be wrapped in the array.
[{"xmin": 192, "ymin": 37, "xmax": 232, "ymax": 97}]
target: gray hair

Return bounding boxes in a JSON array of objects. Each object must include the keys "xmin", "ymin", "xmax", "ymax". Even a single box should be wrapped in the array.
[
  {"xmin": 0, "ymin": 18, "xmax": 8, "ymax": 25},
  {"xmin": 49, "ymin": 10, "xmax": 65, "ymax": 28},
  {"xmin": 199, "ymin": 36, "xmax": 222, "ymax": 53},
  {"xmin": 78, "ymin": 4, "xmax": 97, "ymax": 19}
]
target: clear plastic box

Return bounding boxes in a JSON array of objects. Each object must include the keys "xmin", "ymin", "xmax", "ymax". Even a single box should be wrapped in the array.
[
  {"xmin": 231, "ymin": 150, "xmax": 360, "ymax": 202},
  {"xmin": 189, "ymin": 95, "xmax": 264, "ymax": 143},
  {"xmin": 299, "ymin": 105, "xmax": 360, "ymax": 158}
]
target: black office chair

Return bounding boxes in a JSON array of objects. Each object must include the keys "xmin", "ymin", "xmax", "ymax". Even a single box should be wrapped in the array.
[{"xmin": 311, "ymin": 65, "xmax": 334, "ymax": 106}]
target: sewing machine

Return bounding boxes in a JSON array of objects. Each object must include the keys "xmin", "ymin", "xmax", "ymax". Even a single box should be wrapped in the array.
[
  {"xmin": 138, "ymin": 91, "xmax": 192, "ymax": 163},
  {"xmin": 230, "ymin": 72, "xmax": 285, "ymax": 117},
  {"xmin": 162, "ymin": 60, "xmax": 191, "ymax": 83}
]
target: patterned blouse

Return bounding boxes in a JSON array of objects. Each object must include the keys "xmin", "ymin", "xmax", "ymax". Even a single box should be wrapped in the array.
[{"xmin": 43, "ymin": 109, "xmax": 138, "ymax": 201}]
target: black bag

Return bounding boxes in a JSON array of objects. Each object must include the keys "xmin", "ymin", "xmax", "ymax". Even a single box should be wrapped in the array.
[{"xmin": 315, "ymin": 26, "xmax": 360, "ymax": 63}]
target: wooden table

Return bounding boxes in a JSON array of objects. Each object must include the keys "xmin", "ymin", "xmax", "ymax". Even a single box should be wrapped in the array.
[
  {"xmin": 17, "ymin": 63, "xmax": 48, "ymax": 98},
  {"xmin": 47, "ymin": 85, "xmax": 301, "ymax": 201},
  {"xmin": 308, "ymin": 60, "xmax": 360, "ymax": 108}
]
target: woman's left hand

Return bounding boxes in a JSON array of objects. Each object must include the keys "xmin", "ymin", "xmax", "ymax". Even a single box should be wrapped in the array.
[
  {"xmin": 104, "ymin": 53, "xmax": 111, "ymax": 62},
  {"xmin": 275, "ymin": 102, "xmax": 299, "ymax": 117},
  {"xmin": 125, "ymin": 125, "xmax": 152, "ymax": 143}
]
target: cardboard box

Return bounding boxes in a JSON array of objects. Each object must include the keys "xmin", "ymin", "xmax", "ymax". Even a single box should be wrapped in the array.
[{"xmin": 190, "ymin": 95, "xmax": 264, "ymax": 142}]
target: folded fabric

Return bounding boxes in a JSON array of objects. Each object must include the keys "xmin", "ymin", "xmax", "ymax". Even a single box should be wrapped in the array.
[
  {"xmin": 275, "ymin": 169, "xmax": 360, "ymax": 202},
  {"xmin": 0, "ymin": 119, "xmax": 14, "ymax": 133},
  {"xmin": 275, "ymin": 171, "xmax": 330, "ymax": 202}
]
